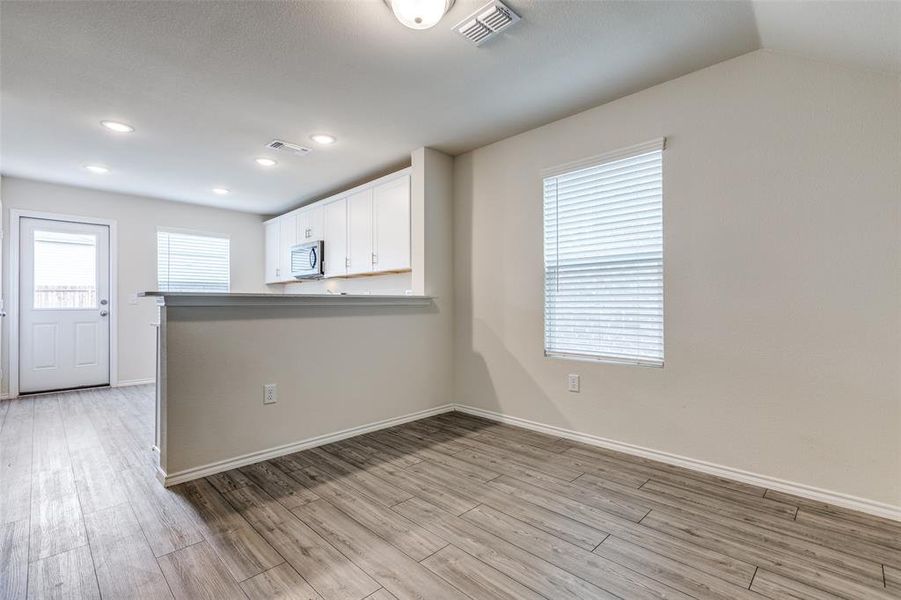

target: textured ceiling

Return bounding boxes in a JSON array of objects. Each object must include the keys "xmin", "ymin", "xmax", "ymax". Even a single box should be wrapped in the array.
[
  {"xmin": 0, "ymin": 1, "xmax": 896, "ymax": 214},
  {"xmin": 753, "ymin": 1, "xmax": 900, "ymax": 76}
]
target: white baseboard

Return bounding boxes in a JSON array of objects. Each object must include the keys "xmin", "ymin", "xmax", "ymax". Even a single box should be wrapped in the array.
[
  {"xmin": 160, "ymin": 403, "xmax": 456, "ymax": 487},
  {"xmin": 115, "ymin": 378, "xmax": 156, "ymax": 387},
  {"xmin": 454, "ymin": 404, "xmax": 901, "ymax": 523},
  {"xmin": 155, "ymin": 397, "xmax": 899, "ymax": 521}
]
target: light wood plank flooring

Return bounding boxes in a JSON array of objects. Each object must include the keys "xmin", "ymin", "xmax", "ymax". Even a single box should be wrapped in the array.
[{"xmin": 1, "ymin": 386, "xmax": 898, "ymax": 599}]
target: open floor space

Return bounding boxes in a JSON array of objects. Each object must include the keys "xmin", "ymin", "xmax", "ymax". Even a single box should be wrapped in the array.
[
  {"xmin": 2, "ymin": 2, "xmax": 899, "ymax": 598},
  {"xmin": 1, "ymin": 386, "xmax": 898, "ymax": 599}
]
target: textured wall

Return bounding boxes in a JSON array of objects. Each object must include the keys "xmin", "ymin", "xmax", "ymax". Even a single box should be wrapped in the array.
[{"xmin": 453, "ymin": 51, "xmax": 901, "ymax": 507}]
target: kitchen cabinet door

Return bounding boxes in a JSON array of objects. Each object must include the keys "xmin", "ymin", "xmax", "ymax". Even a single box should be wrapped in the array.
[
  {"xmin": 323, "ymin": 198, "xmax": 348, "ymax": 278},
  {"xmin": 372, "ymin": 174, "xmax": 411, "ymax": 272},
  {"xmin": 296, "ymin": 205, "xmax": 324, "ymax": 243},
  {"xmin": 306, "ymin": 205, "xmax": 324, "ymax": 242},
  {"xmin": 264, "ymin": 219, "xmax": 281, "ymax": 283},
  {"xmin": 278, "ymin": 213, "xmax": 297, "ymax": 282},
  {"xmin": 346, "ymin": 189, "xmax": 373, "ymax": 276}
]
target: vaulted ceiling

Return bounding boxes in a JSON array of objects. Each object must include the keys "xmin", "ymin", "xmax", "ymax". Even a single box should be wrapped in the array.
[{"xmin": 1, "ymin": 1, "xmax": 897, "ymax": 214}]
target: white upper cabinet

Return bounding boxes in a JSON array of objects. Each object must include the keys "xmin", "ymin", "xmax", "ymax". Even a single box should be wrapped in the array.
[
  {"xmin": 347, "ymin": 188, "xmax": 374, "ymax": 276},
  {"xmin": 264, "ymin": 219, "xmax": 280, "ymax": 284},
  {"xmin": 263, "ymin": 168, "xmax": 412, "ymax": 285},
  {"xmin": 373, "ymin": 174, "xmax": 411, "ymax": 272},
  {"xmin": 278, "ymin": 213, "xmax": 297, "ymax": 281},
  {"xmin": 297, "ymin": 205, "xmax": 324, "ymax": 243},
  {"xmin": 323, "ymin": 198, "xmax": 348, "ymax": 278}
]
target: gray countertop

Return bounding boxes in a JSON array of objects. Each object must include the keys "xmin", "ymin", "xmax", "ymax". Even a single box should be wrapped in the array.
[{"xmin": 139, "ymin": 291, "xmax": 433, "ymax": 308}]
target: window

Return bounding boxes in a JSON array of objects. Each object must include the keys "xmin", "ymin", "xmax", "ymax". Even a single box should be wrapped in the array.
[
  {"xmin": 543, "ymin": 140, "xmax": 664, "ymax": 366},
  {"xmin": 33, "ymin": 230, "xmax": 98, "ymax": 309},
  {"xmin": 157, "ymin": 229, "xmax": 230, "ymax": 292}
]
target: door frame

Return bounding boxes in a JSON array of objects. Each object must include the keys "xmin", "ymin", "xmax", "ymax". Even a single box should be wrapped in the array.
[{"xmin": 9, "ymin": 209, "xmax": 119, "ymax": 398}]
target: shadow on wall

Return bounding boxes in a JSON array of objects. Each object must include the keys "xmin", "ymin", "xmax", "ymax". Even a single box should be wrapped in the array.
[
  {"xmin": 452, "ymin": 153, "xmax": 571, "ymax": 431},
  {"xmin": 164, "ymin": 303, "xmax": 440, "ymax": 324}
]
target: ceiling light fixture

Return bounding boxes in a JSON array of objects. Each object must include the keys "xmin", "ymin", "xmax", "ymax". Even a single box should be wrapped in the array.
[
  {"xmin": 212, "ymin": 187, "xmax": 230, "ymax": 195},
  {"xmin": 100, "ymin": 120, "xmax": 134, "ymax": 133},
  {"xmin": 255, "ymin": 157, "xmax": 278, "ymax": 167},
  {"xmin": 84, "ymin": 164, "xmax": 110, "ymax": 174},
  {"xmin": 310, "ymin": 133, "xmax": 336, "ymax": 145},
  {"xmin": 385, "ymin": 0, "xmax": 454, "ymax": 30}
]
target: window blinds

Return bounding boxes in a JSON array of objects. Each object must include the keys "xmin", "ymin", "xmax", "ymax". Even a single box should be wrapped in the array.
[
  {"xmin": 543, "ymin": 140, "xmax": 664, "ymax": 366},
  {"xmin": 157, "ymin": 230, "xmax": 230, "ymax": 293}
]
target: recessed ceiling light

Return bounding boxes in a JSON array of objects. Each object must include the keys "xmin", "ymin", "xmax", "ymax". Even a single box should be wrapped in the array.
[
  {"xmin": 212, "ymin": 187, "xmax": 230, "ymax": 195},
  {"xmin": 100, "ymin": 120, "xmax": 134, "ymax": 133},
  {"xmin": 84, "ymin": 164, "xmax": 110, "ymax": 174},
  {"xmin": 310, "ymin": 133, "xmax": 336, "ymax": 145},
  {"xmin": 255, "ymin": 157, "xmax": 278, "ymax": 167}
]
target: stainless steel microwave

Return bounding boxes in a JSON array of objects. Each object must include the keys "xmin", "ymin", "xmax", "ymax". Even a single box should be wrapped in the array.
[{"xmin": 290, "ymin": 240, "xmax": 324, "ymax": 279}]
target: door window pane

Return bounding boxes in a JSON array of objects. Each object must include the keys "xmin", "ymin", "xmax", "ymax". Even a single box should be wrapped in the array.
[{"xmin": 33, "ymin": 230, "xmax": 97, "ymax": 309}]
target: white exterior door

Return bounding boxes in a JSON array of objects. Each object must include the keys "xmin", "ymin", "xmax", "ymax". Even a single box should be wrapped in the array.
[{"xmin": 19, "ymin": 218, "xmax": 111, "ymax": 393}]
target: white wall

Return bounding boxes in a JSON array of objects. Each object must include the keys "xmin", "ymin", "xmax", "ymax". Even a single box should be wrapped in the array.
[
  {"xmin": 0, "ymin": 177, "xmax": 267, "ymax": 393},
  {"xmin": 162, "ymin": 300, "xmax": 453, "ymax": 476},
  {"xmin": 453, "ymin": 50, "xmax": 901, "ymax": 507}
]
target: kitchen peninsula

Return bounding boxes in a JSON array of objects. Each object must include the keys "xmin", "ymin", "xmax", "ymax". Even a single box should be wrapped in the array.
[
  {"xmin": 144, "ymin": 147, "xmax": 454, "ymax": 487},
  {"xmin": 142, "ymin": 291, "xmax": 449, "ymax": 487}
]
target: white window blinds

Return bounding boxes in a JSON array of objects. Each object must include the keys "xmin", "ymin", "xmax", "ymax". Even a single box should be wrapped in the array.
[
  {"xmin": 543, "ymin": 140, "xmax": 664, "ymax": 366},
  {"xmin": 157, "ymin": 230, "xmax": 230, "ymax": 293}
]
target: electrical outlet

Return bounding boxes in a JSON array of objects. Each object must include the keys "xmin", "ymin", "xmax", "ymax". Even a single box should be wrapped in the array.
[
  {"xmin": 567, "ymin": 374, "xmax": 580, "ymax": 393},
  {"xmin": 263, "ymin": 383, "xmax": 277, "ymax": 405}
]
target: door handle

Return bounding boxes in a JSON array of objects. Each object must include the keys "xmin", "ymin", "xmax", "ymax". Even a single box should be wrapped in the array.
[
  {"xmin": 100, "ymin": 310, "xmax": 109, "ymax": 317},
  {"xmin": 0, "ymin": 311, "xmax": 6, "ymax": 317}
]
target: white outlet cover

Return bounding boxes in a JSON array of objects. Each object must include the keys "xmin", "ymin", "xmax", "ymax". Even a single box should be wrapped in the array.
[
  {"xmin": 263, "ymin": 383, "xmax": 277, "ymax": 404},
  {"xmin": 567, "ymin": 374, "xmax": 580, "ymax": 393}
]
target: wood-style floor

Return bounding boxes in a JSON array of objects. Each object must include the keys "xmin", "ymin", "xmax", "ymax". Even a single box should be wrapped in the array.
[{"xmin": 1, "ymin": 386, "xmax": 898, "ymax": 599}]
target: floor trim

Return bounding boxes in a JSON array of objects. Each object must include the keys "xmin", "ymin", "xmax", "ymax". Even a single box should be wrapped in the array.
[
  {"xmin": 454, "ymin": 404, "xmax": 901, "ymax": 523},
  {"xmin": 115, "ymin": 378, "xmax": 156, "ymax": 387},
  {"xmin": 159, "ymin": 403, "xmax": 456, "ymax": 487}
]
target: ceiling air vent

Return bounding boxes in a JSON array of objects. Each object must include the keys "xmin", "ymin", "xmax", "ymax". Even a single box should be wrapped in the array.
[
  {"xmin": 454, "ymin": 0, "xmax": 520, "ymax": 46},
  {"xmin": 266, "ymin": 140, "xmax": 312, "ymax": 156}
]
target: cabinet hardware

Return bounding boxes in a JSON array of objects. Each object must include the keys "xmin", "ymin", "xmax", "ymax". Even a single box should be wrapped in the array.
[
  {"xmin": 345, "ymin": 257, "xmax": 350, "ymax": 268},
  {"xmin": 372, "ymin": 253, "xmax": 377, "ymax": 264}
]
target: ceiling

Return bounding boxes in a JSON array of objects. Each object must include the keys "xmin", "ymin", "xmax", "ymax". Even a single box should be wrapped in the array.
[{"xmin": 1, "ymin": 1, "xmax": 897, "ymax": 215}]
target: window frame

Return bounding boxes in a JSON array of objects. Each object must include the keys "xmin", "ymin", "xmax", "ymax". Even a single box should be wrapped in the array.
[
  {"xmin": 541, "ymin": 138, "xmax": 665, "ymax": 368},
  {"xmin": 156, "ymin": 226, "xmax": 231, "ymax": 293}
]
